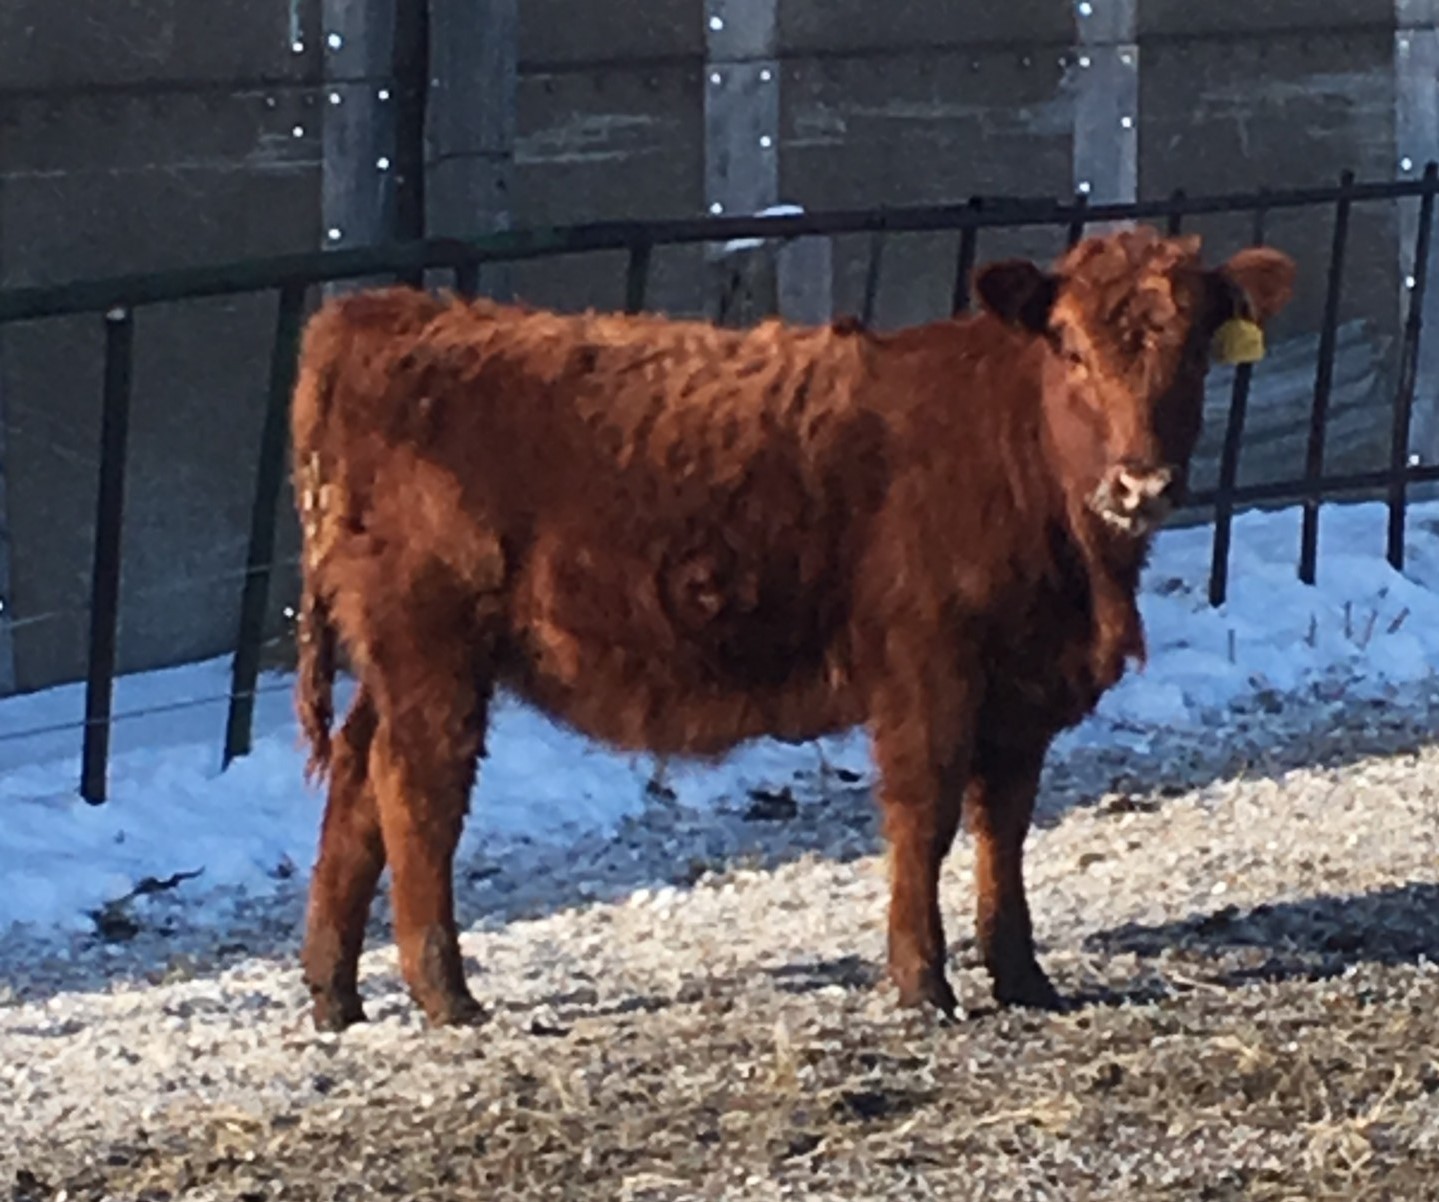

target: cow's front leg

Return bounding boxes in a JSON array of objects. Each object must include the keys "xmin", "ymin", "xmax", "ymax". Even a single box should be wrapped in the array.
[
  {"xmin": 872, "ymin": 719, "xmax": 971, "ymax": 1019},
  {"xmin": 967, "ymin": 741, "xmax": 1062, "ymax": 1010}
]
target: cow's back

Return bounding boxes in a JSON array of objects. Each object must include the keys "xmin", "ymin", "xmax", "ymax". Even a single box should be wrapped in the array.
[{"xmin": 298, "ymin": 291, "xmax": 895, "ymax": 754}]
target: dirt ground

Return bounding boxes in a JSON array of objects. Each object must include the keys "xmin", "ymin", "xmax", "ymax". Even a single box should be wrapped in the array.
[
  {"xmin": 7, "ymin": 685, "xmax": 1439, "ymax": 1201},
  {"xmin": 17, "ymin": 955, "xmax": 1439, "ymax": 1201}
]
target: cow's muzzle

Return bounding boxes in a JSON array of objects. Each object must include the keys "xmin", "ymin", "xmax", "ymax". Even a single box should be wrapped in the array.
[{"xmin": 1090, "ymin": 462, "xmax": 1177, "ymax": 537}]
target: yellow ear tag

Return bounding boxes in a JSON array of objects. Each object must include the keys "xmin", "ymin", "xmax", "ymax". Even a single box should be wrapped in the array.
[{"xmin": 1211, "ymin": 317, "xmax": 1266, "ymax": 366}]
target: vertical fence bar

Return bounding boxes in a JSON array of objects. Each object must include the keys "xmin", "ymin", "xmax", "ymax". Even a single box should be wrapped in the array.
[
  {"xmin": 1166, "ymin": 188, "xmax": 1187, "ymax": 235},
  {"xmin": 453, "ymin": 259, "xmax": 481, "ymax": 299},
  {"xmin": 223, "ymin": 283, "xmax": 308, "ymax": 768},
  {"xmin": 950, "ymin": 198, "xmax": 982, "ymax": 315},
  {"xmin": 860, "ymin": 226, "xmax": 886, "ymax": 326},
  {"xmin": 80, "ymin": 307, "xmax": 136, "ymax": 804},
  {"xmin": 1208, "ymin": 201, "xmax": 1269, "ymax": 608},
  {"xmin": 1067, "ymin": 192, "xmax": 1090, "ymax": 248},
  {"xmin": 1388, "ymin": 160, "xmax": 1438, "ymax": 571},
  {"xmin": 624, "ymin": 241, "xmax": 653, "ymax": 315},
  {"xmin": 1299, "ymin": 169, "xmax": 1355, "ymax": 585}
]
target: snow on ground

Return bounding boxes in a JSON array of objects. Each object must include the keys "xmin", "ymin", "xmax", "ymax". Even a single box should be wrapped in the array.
[{"xmin": 2, "ymin": 498, "xmax": 1438, "ymax": 940}]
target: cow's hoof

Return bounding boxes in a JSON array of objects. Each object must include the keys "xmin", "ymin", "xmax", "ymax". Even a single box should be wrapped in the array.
[
  {"xmin": 891, "ymin": 962, "xmax": 960, "ymax": 1020},
  {"xmin": 310, "ymin": 988, "xmax": 367, "ymax": 1032},
  {"xmin": 421, "ymin": 991, "xmax": 488, "ymax": 1028},
  {"xmin": 992, "ymin": 964, "xmax": 1065, "ymax": 1012}
]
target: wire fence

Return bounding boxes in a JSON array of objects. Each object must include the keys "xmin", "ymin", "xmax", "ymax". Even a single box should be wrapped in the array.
[
  {"xmin": 0, "ymin": 555, "xmax": 301, "ymax": 636},
  {"xmin": 3, "ymin": 167, "xmax": 1437, "ymax": 802},
  {"xmin": 0, "ymin": 683, "xmax": 293, "ymax": 749}
]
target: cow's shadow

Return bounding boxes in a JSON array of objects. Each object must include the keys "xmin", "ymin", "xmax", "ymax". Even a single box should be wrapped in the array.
[
  {"xmin": 1077, "ymin": 880, "xmax": 1439, "ymax": 996},
  {"xmin": 4, "ymin": 683, "xmax": 1439, "ymax": 1011},
  {"xmin": 480, "ymin": 882, "xmax": 1439, "ymax": 1028}
]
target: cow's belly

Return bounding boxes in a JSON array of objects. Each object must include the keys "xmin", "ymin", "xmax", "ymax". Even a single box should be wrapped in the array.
[
  {"xmin": 501, "ymin": 629, "xmax": 860, "ymax": 757},
  {"xmin": 498, "ymin": 539, "xmax": 861, "ymax": 756}
]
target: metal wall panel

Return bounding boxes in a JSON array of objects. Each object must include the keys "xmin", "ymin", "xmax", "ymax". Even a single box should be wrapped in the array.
[
  {"xmin": 777, "ymin": 0, "xmax": 1074, "ymax": 55},
  {"xmin": 780, "ymin": 47, "xmax": 1074, "ymax": 328},
  {"xmin": 1139, "ymin": 0, "xmax": 1395, "ymax": 37},
  {"xmin": 0, "ymin": 0, "xmax": 322, "ymax": 90},
  {"xmin": 1, "ymin": 29, "xmax": 322, "ymax": 692},
  {"xmin": 510, "ymin": 64, "xmax": 706, "ymax": 316},
  {"xmin": 1142, "ymin": 29, "xmax": 1400, "ymax": 486},
  {"xmin": 519, "ymin": 0, "xmax": 702, "ymax": 66}
]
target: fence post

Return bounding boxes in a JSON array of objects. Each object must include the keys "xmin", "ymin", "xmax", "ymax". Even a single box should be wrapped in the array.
[
  {"xmin": 80, "ymin": 307, "xmax": 136, "ymax": 805},
  {"xmin": 223, "ymin": 283, "xmax": 308, "ymax": 768},
  {"xmin": 453, "ymin": 259, "xmax": 481, "ymax": 298},
  {"xmin": 860, "ymin": 224, "xmax": 886, "ymax": 326},
  {"xmin": 1208, "ymin": 201, "xmax": 1269, "ymax": 608},
  {"xmin": 1387, "ymin": 161, "xmax": 1439, "ymax": 570},
  {"xmin": 1166, "ymin": 188, "xmax": 1187, "ymax": 236},
  {"xmin": 950, "ymin": 198, "xmax": 983, "ymax": 315},
  {"xmin": 1067, "ymin": 192, "xmax": 1091, "ymax": 248},
  {"xmin": 1298, "ymin": 169, "xmax": 1355, "ymax": 586},
  {"xmin": 624, "ymin": 242, "xmax": 653, "ymax": 315}
]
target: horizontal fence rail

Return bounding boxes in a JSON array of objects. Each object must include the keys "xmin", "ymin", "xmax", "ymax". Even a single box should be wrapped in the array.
[
  {"xmin": 2, "ymin": 169, "xmax": 1437, "ymax": 802},
  {"xmin": 8, "ymin": 175, "xmax": 1439, "ymax": 324}
]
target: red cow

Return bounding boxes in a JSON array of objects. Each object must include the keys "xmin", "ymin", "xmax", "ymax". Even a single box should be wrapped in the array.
[{"xmin": 290, "ymin": 227, "xmax": 1295, "ymax": 1029}]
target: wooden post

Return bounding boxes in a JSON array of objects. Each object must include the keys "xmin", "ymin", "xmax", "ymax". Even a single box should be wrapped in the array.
[
  {"xmin": 705, "ymin": 0, "xmax": 830, "ymax": 325},
  {"xmin": 320, "ymin": 0, "xmax": 402, "ymax": 276},
  {"xmin": 1071, "ymin": 0, "xmax": 1138, "ymax": 219},
  {"xmin": 318, "ymin": 0, "xmax": 402, "ymax": 297},
  {"xmin": 427, "ymin": 0, "xmax": 517, "ymax": 298},
  {"xmin": 704, "ymin": 0, "xmax": 779, "ymax": 229},
  {"xmin": 1396, "ymin": 0, "xmax": 1439, "ymax": 466}
]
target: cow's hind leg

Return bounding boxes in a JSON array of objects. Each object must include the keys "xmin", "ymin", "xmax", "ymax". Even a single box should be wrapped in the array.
[
  {"xmin": 873, "ymin": 723, "xmax": 970, "ymax": 1019},
  {"xmin": 967, "ymin": 740, "xmax": 1062, "ymax": 1011},
  {"xmin": 370, "ymin": 653, "xmax": 490, "ymax": 1028},
  {"xmin": 302, "ymin": 687, "xmax": 383, "ymax": 1030}
]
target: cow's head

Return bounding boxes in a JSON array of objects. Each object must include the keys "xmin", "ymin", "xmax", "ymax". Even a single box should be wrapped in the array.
[{"xmin": 975, "ymin": 227, "xmax": 1296, "ymax": 538}]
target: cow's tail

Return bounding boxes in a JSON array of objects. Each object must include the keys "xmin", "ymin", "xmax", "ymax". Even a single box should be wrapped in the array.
[
  {"xmin": 291, "ymin": 312, "xmax": 342, "ymax": 786},
  {"xmin": 295, "ymin": 559, "xmax": 337, "ymax": 786}
]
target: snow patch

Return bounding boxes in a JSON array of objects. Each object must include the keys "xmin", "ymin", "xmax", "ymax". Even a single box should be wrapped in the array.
[{"xmin": 3, "ymin": 499, "xmax": 1438, "ymax": 938}]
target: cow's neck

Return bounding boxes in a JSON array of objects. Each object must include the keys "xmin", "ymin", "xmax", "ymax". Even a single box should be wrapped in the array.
[
  {"xmin": 1068, "ymin": 496, "xmax": 1151, "ymax": 684},
  {"xmin": 1036, "ymin": 392, "xmax": 1152, "ymax": 689}
]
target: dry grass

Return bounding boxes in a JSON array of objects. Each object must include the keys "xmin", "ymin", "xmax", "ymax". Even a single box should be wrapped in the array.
[{"xmin": 17, "ymin": 954, "xmax": 1439, "ymax": 1201}]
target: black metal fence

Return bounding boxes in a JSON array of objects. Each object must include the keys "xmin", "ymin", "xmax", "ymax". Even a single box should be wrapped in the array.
[{"xmin": 3, "ymin": 167, "xmax": 1437, "ymax": 803}]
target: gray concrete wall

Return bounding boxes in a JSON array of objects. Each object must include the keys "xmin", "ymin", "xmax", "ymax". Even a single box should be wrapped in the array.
[
  {"xmin": 1, "ymin": 0, "xmax": 325, "ymax": 696},
  {"xmin": 0, "ymin": 0, "xmax": 1430, "ymax": 693}
]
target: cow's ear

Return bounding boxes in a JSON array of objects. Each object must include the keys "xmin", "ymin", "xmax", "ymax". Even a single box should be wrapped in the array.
[
  {"xmin": 973, "ymin": 260, "xmax": 1058, "ymax": 333},
  {"xmin": 1216, "ymin": 246, "xmax": 1296, "ymax": 325}
]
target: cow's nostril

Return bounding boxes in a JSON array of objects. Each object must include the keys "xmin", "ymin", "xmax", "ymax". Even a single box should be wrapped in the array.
[
  {"xmin": 1114, "ymin": 470, "xmax": 1147, "ymax": 511},
  {"xmin": 1117, "ymin": 466, "xmax": 1174, "ymax": 503}
]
